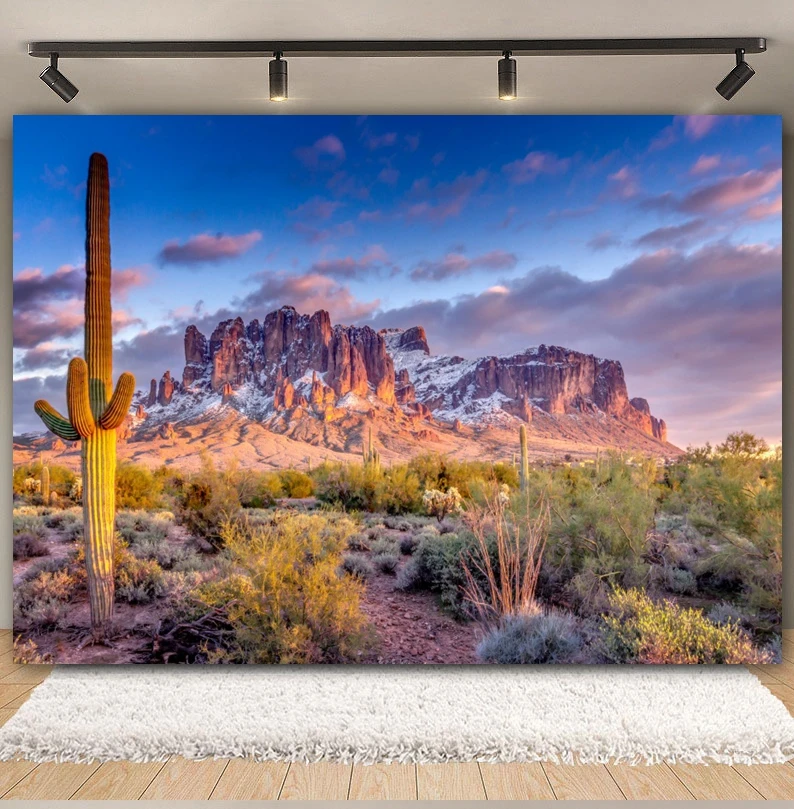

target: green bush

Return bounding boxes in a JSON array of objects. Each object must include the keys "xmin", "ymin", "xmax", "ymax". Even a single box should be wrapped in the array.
[
  {"xmin": 196, "ymin": 512, "xmax": 366, "ymax": 663},
  {"xmin": 115, "ymin": 552, "xmax": 167, "ymax": 604},
  {"xmin": 341, "ymin": 553, "xmax": 375, "ymax": 580},
  {"xmin": 116, "ymin": 462, "xmax": 164, "ymax": 509},
  {"xmin": 13, "ymin": 532, "xmax": 50, "ymax": 560},
  {"xmin": 13, "ymin": 569, "xmax": 76, "ymax": 630},
  {"xmin": 279, "ymin": 469, "xmax": 314, "ymax": 498},
  {"xmin": 476, "ymin": 608, "xmax": 584, "ymax": 664},
  {"xmin": 601, "ymin": 587, "xmax": 773, "ymax": 664},
  {"xmin": 373, "ymin": 552, "xmax": 399, "ymax": 575},
  {"xmin": 174, "ymin": 458, "xmax": 241, "ymax": 547},
  {"xmin": 395, "ymin": 532, "xmax": 472, "ymax": 617},
  {"xmin": 399, "ymin": 534, "xmax": 419, "ymax": 555}
]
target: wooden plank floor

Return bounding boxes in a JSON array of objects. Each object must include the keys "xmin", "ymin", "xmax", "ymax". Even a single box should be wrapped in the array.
[{"xmin": 0, "ymin": 627, "xmax": 793, "ymax": 800}]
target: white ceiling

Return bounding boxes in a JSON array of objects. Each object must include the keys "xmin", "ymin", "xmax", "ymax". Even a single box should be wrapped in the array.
[{"xmin": 0, "ymin": 0, "xmax": 792, "ymax": 136}]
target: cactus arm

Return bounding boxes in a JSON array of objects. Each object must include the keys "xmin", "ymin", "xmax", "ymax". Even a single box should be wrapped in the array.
[
  {"xmin": 34, "ymin": 400, "xmax": 80, "ymax": 441},
  {"xmin": 66, "ymin": 357, "xmax": 95, "ymax": 438},
  {"xmin": 98, "ymin": 372, "xmax": 135, "ymax": 430}
]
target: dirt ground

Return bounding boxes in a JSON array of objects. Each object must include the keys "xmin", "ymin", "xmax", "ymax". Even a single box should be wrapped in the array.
[{"xmin": 359, "ymin": 559, "xmax": 482, "ymax": 664}]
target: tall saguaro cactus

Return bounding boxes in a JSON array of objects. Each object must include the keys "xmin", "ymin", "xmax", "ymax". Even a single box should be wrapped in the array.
[
  {"xmin": 519, "ymin": 424, "xmax": 529, "ymax": 492},
  {"xmin": 33, "ymin": 154, "xmax": 135, "ymax": 641}
]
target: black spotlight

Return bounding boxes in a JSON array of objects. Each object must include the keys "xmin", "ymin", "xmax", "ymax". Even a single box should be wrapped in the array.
[
  {"xmin": 716, "ymin": 48, "xmax": 755, "ymax": 100},
  {"xmin": 498, "ymin": 50, "xmax": 517, "ymax": 100},
  {"xmin": 269, "ymin": 52, "xmax": 288, "ymax": 101},
  {"xmin": 39, "ymin": 53, "xmax": 79, "ymax": 103}
]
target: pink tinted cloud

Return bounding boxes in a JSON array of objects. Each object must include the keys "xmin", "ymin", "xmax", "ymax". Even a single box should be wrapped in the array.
[
  {"xmin": 603, "ymin": 165, "xmax": 640, "ymax": 200},
  {"xmin": 159, "ymin": 231, "xmax": 262, "ymax": 265},
  {"xmin": 745, "ymin": 195, "xmax": 782, "ymax": 221},
  {"xmin": 290, "ymin": 196, "xmax": 343, "ymax": 221},
  {"xmin": 238, "ymin": 270, "xmax": 379, "ymax": 322},
  {"xmin": 410, "ymin": 249, "xmax": 517, "ymax": 281},
  {"xmin": 405, "ymin": 170, "xmax": 488, "ymax": 223},
  {"xmin": 364, "ymin": 131, "xmax": 397, "ymax": 150},
  {"xmin": 502, "ymin": 151, "xmax": 570, "ymax": 185},
  {"xmin": 295, "ymin": 134, "xmax": 346, "ymax": 170},
  {"xmin": 690, "ymin": 154, "xmax": 722, "ymax": 175},
  {"xmin": 680, "ymin": 168, "xmax": 782, "ymax": 213},
  {"xmin": 377, "ymin": 167, "xmax": 400, "ymax": 185},
  {"xmin": 310, "ymin": 244, "xmax": 391, "ymax": 280},
  {"xmin": 327, "ymin": 170, "xmax": 371, "ymax": 200},
  {"xmin": 681, "ymin": 115, "xmax": 721, "ymax": 140},
  {"xmin": 586, "ymin": 231, "xmax": 621, "ymax": 251},
  {"xmin": 358, "ymin": 209, "xmax": 383, "ymax": 223}
]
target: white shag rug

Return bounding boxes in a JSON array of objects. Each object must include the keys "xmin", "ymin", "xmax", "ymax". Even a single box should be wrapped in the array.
[{"xmin": 1, "ymin": 665, "xmax": 793, "ymax": 766}]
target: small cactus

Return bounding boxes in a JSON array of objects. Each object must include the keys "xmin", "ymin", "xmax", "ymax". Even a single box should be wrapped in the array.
[
  {"xmin": 363, "ymin": 425, "xmax": 380, "ymax": 473},
  {"xmin": 40, "ymin": 455, "xmax": 50, "ymax": 506},
  {"xmin": 33, "ymin": 154, "xmax": 135, "ymax": 641},
  {"xmin": 519, "ymin": 423, "xmax": 529, "ymax": 492}
]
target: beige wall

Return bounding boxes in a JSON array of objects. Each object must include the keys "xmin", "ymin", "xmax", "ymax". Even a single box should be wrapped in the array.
[{"xmin": 1, "ymin": 134, "xmax": 791, "ymax": 629}]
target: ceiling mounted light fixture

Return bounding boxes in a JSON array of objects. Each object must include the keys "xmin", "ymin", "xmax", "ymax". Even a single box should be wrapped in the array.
[
  {"xmin": 269, "ymin": 52, "xmax": 288, "ymax": 101},
  {"xmin": 27, "ymin": 38, "xmax": 767, "ymax": 103},
  {"xmin": 498, "ymin": 50, "xmax": 517, "ymax": 100},
  {"xmin": 39, "ymin": 53, "xmax": 79, "ymax": 103},
  {"xmin": 715, "ymin": 48, "xmax": 755, "ymax": 100}
]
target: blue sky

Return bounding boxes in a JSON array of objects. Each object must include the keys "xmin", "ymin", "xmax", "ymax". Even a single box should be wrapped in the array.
[{"xmin": 13, "ymin": 114, "xmax": 782, "ymax": 446}]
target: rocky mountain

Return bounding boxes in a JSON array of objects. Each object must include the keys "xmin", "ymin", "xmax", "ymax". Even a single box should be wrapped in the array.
[{"xmin": 136, "ymin": 305, "xmax": 667, "ymax": 444}]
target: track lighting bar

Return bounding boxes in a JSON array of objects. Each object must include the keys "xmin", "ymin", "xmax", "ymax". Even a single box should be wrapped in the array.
[{"xmin": 28, "ymin": 37, "xmax": 766, "ymax": 60}]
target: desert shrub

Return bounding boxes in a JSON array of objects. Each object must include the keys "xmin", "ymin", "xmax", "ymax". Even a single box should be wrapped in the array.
[
  {"xmin": 12, "ymin": 512, "xmax": 47, "ymax": 539},
  {"xmin": 341, "ymin": 553, "xmax": 375, "ymax": 580},
  {"xmin": 477, "ymin": 608, "xmax": 584, "ymax": 664},
  {"xmin": 195, "ymin": 512, "xmax": 366, "ymax": 663},
  {"xmin": 346, "ymin": 532, "xmax": 371, "ymax": 552},
  {"xmin": 44, "ymin": 509, "xmax": 81, "ymax": 531},
  {"xmin": 278, "ymin": 468, "xmax": 314, "ymax": 498},
  {"xmin": 662, "ymin": 565, "xmax": 697, "ymax": 595},
  {"xmin": 423, "ymin": 487, "xmax": 463, "ymax": 522},
  {"xmin": 314, "ymin": 462, "xmax": 382, "ymax": 511},
  {"xmin": 560, "ymin": 566, "xmax": 612, "ymax": 618},
  {"xmin": 384, "ymin": 516, "xmax": 415, "ymax": 531},
  {"xmin": 399, "ymin": 534, "xmax": 420, "ymax": 555},
  {"xmin": 661, "ymin": 435, "xmax": 781, "ymax": 615},
  {"xmin": 23, "ymin": 555, "xmax": 72, "ymax": 580},
  {"xmin": 313, "ymin": 461, "xmax": 422, "ymax": 514},
  {"xmin": 239, "ymin": 471, "xmax": 283, "ymax": 508},
  {"xmin": 173, "ymin": 457, "xmax": 241, "ymax": 547},
  {"xmin": 13, "ymin": 532, "xmax": 50, "ymax": 560},
  {"xmin": 14, "ymin": 569, "xmax": 76, "ymax": 630},
  {"xmin": 115, "ymin": 462, "xmax": 164, "ymax": 509},
  {"xmin": 373, "ymin": 552, "xmax": 399, "ymax": 575},
  {"xmin": 378, "ymin": 466, "xmax": 423, "ymax": 514},
  {"xmin": 408, "ymin": 454, "xmax": 519, "ymax": 498},
  {"xmin": 601, "ymin": 587, "xmax": 773, "ymax": 664},
  {"xmin": 707, "ymin": 601, "xmax": 749, "ymax": 627},
  {"xmin": 395, "ymin": 532, "xmax": 472, "ymax": 617},
  {"xmin": 115, "ymin": 511, "xmax": 171, "ymax": 544},
  {"xmin": 370, "ymin": 536, "xmax": 398, "ymax": 556},
  {"xmin": 115, "ymin": 551, "xmax": 167, "ymax": 604},
  {"xmin": 12, "ymin": 637, "xmax": 52, "ymax": 664}
]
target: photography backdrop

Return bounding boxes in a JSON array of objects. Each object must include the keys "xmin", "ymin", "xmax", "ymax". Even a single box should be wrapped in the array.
[{"xmin": 10, "ymin": 114, "xmax": 783, "ymax": 665}]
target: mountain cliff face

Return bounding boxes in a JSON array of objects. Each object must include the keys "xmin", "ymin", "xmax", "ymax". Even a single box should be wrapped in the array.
[{"xmin": 144, "ymin": 305, "xmax": 667, "ymax": 444}]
